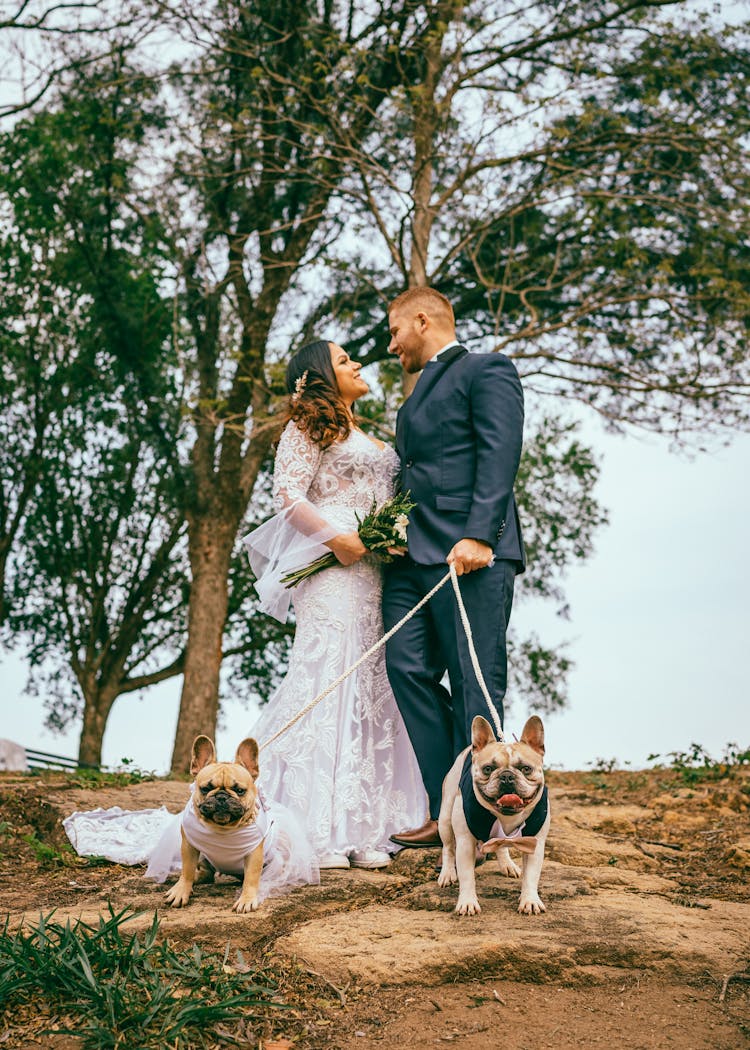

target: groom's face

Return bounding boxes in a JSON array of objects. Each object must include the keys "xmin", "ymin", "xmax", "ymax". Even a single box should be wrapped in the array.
[{"xmin": 388, "ymin": 307, "xmax": 429, "ymax": 374}]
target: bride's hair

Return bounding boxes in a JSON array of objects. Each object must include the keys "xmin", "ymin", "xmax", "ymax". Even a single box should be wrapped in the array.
[{"xmin": 283, "ymin": 340, "xmax": 354, "ymax": 448}]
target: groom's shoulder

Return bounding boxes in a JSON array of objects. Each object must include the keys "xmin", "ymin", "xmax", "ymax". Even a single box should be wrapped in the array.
[{"xmin": 459, "ymin": 349, "xmax": 520, "ymax": 378}]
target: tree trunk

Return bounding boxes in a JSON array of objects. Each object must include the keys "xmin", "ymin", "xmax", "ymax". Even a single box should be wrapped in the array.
[
  {"xmin": 77, "ymin": 682, "xmax": 118, "ymax": 768},
  {"xmin": 170, "ymin": 517, "xmax": 235, "ymax": 772}
]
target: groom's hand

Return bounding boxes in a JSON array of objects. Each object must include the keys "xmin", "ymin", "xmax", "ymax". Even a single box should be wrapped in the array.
[
  {"xmin": 328, "ymin": 532, "xmax": 367, "ymax": 566},
  {"xmin": 447, "ymin": 538, "xmax": 494, "ymax": 575}
]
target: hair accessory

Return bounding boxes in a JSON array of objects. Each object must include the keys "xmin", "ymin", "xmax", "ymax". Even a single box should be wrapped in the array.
[{"xmin": 291, "ymin": 370, "xmax": 308, "ymax": 404}]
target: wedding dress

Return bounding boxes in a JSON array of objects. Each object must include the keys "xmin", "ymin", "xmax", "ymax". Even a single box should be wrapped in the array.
[{"xmin": 244, "ymin": 422, "xmax": 427, "ymax": 860}]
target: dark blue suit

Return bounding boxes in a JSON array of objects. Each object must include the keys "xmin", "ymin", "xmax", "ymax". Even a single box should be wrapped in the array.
[{"xmin": 383, "ymin": 345, "xmax": 525, "ymax": 818}]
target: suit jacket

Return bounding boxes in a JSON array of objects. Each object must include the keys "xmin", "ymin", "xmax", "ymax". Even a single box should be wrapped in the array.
[{"xmin": 395, "ymin": 345, "xmax": 525, "ymax": 569}]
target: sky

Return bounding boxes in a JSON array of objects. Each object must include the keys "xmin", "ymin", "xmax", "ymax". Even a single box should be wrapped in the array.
[{"xmin": 2, "ymin": 415, "xmax": 748, "ymax": 774}]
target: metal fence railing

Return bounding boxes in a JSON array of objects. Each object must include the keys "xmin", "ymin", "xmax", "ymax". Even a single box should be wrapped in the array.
[{"xmin": 24, "ymin": 748, "xmax": 100, "ymax": 772}]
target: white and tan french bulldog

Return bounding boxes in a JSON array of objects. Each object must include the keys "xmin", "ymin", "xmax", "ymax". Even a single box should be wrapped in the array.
[
  {"xmin": 437, "ymin": 714, "xmax": 549, "ymax": 916},
  {"xmin": 165, "ymin": 735, "xmax": 266, "ymax": 913}
]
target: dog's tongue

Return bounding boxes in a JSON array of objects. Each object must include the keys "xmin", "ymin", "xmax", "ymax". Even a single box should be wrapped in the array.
[{"xmin": 498, "ymin": 793, "xmax": 524, "ymax": 811}]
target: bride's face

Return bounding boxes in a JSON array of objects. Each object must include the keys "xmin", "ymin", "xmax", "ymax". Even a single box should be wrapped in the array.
[{"xmin": 330, "ymin": 343, "xmax": 368, "ymax": 405}]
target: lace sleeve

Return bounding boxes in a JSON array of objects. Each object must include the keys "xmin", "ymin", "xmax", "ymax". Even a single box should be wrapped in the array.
[
  {"xmin": 243, "ymin": 423, "xmax": 339, "ymax": 621},
  {"xmin": 272, "ymin": 422, "xmax": 336, "ymax": 535},
  {"xmin": 273, "ymin": 422, "xmax": 321, "ymax": 509}
]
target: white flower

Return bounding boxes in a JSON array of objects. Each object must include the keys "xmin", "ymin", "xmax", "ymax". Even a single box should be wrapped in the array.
[{"xmin": 394, "ymin": 513, "xmax": 409, "ymax": 542}]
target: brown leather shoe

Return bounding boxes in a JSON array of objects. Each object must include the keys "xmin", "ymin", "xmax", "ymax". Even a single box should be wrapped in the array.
[{"xmin": 390, "ymin": 818, "xmax": 441, "ymax": 849}]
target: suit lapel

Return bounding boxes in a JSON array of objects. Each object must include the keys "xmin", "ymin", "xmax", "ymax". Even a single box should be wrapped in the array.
[{"xmin": 397, "ymin": 345, "xmax": 468, "ymax": 448}]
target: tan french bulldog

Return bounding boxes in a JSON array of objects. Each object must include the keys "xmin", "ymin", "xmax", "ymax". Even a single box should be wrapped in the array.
[
  {"xmin": 437, "ymin": 714, "xmax": 549, "ymax": 916},
  {"xmin": 165, "ymin": 735, "xmax": 266, "ymax": 913}
]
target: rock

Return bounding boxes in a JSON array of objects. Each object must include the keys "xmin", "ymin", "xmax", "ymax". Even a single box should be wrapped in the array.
[
  {"xmin": 722, "ymin": 840, "xmax": 750, "ymax": 871},
  {"xmin": 0, "ymin": 739, "xmax": 28, "ymax": 772}
]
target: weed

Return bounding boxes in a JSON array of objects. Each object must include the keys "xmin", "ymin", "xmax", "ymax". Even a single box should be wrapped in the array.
[
  {"xmin": 583, "ymin": 774, "xmax": 616, "ymax": 791},
  {"xmin": 625, "ymin": 774, "xmax": 648, "ymax": 791},
  {"xmin": 69, "ymin": 760, "xmax": 159, "ymax": 788},
  {"xmin": 588, "ymin": 757, "xmax": 619, "ymax": 774},
  {"xmin": 647, "ymin": 742, "xmax": 750, "ymax": 785},
  {"xmin": 0, "ymin": 907, "xmax": 284, "ymax": 1049},
  {"xmin": 21, "ymin": 830, "xmax": 76, "ymax": 868}
]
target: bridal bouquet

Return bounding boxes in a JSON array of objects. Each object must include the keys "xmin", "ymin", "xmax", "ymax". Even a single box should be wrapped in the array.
[{"xmin": 280, "ymin": 491, "xmax": 416, "ymax": 589}]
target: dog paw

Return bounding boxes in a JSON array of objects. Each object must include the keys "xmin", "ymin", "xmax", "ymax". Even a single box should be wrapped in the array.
[
  {"xmin": 455, "ymin": 896, "xmax": 481, "ymax": 916},
  {"xmin": 233, "ymin": 895, "xmax": 260, "ymax": 913},
  {"xmin": 518, "ymin": 894, "xmax": 546, "ymax": 915},
  {"xmin": 437, "ymin": 865, "xmax": 457, "ymax": 887},
  {"xmin": 165, "ymin": 881, "xmax": 192, "ymax": 908},
  {"xmin": 493, "ymin": 847, "xmax": 521, "ymax": 878}
]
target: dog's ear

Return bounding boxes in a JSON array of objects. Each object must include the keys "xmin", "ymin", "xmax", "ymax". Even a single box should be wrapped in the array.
[
  {"xmin": 190, "ymin": 735, "xmax": 216, "ymax": 775},
  {"xmin": 471, "ymin": 715, "xmax": 496, "ymax": 752},
  {"xmin": 520, "ymin": 716, "xmax": 545, "ymax": 757},
  {"xmin": 234, "ymin": 738, "xmax": 260, "ymax": 778}
]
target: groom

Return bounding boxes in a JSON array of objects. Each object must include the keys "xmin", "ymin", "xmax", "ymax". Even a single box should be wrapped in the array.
[{"xmin": 382, "ymin": 287, "xmax": 525, "ymax": 848}]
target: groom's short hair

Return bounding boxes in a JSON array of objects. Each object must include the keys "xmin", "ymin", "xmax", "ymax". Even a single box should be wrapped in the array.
[{"xmin": 389, "ymin": 287, "xmax": 455, "ymax": 328}]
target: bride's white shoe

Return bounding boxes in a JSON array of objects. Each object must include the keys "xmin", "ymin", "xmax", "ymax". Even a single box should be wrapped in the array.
[
  {"xmin": 318, "ymin": 852, "xmax": 351, "ymax": 869},
  {"xmin": 349, "ymin": 849, "xmax": 391, "ymax": 869}
]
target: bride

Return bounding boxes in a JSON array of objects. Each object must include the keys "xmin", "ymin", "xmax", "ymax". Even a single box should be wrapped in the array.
[{"xmin": 244, "ymin": 339, "xmax": 426, "ymax": 870}]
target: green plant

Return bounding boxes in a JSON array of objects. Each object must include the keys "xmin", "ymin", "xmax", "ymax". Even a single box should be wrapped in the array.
[
  {"xmin": 647, "ymin": 742, "xmax": 750, "ymax": 784},
  {"xmin": 21, "ymin": 831, "xmax": 76, "ymax": 869},
  {"xmin": 70, "ymin": 761, "xmax": 158, "ymax": 789},
  {"xmin": 0, "ymin": 907, "xmax": 284, "ymax": 1049},
  {"xmin": 588, "ymin": 757, "xmax": 619, "ymax": 774}
]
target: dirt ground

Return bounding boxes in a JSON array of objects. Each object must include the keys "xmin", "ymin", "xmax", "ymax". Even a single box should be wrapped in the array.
[{"xmin": 1, "ymin": 764, "xmax": 749, "ymax": 1049}]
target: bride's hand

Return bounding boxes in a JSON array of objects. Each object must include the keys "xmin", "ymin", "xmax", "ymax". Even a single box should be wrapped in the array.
[
  {"xmin": 327, "ymin": 531, "xmax": 367, "ymax": 566},
  {"xmin": 387, "ymin": 546, "xmax": 407, "ymax": 556}
]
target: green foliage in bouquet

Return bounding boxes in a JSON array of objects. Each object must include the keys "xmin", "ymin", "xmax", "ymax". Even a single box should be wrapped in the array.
[{"xmin": 281, "ymin": 491, "xmax": 415, "ymax": 589}]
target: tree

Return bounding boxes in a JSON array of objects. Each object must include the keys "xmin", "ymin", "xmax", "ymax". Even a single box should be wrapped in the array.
[
  {"xmin": 161, "ymin": 0, "xmax": 461, "ymax": 770},
  {"xmin": 0, "ymin": 53, "xmax": 190, "ymax": 766},
  {"xmin": 0, "ymin": 0, "xmax": 157, "ymax": 118},
  {"xmin": 0, "ymin": 213, "xmax": 70, "ymax": 626},
  {"xmin": 320, "ymin": 3, "xmax": 748, "ymax": 433}
]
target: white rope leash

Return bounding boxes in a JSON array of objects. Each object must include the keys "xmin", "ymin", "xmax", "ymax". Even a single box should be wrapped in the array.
[
  {"xmin": 448, "ymin": 564, "xmax": 504, "ymax": 740},
  {"xmin": 258, "ymin": 562, "xmax": 504, "ymax": 753}
]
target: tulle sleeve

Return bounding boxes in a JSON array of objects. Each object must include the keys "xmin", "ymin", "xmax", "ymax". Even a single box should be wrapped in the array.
[{"xmin": 243, "ymin": 422, "xmax": 339, "ymax": 622}]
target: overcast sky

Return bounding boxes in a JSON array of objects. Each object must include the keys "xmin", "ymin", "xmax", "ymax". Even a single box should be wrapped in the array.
[{"xmin": 3, "ymin": 414, "xmax": 747, "ymax": 774}]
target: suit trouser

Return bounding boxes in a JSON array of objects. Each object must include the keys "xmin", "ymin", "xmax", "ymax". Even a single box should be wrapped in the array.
[{"xmin": 382, "ymin": 556, "xmax": 516, "ymax": 820}]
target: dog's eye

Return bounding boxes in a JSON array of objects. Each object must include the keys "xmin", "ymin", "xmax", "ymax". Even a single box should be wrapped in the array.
[
  {"xmin": 481, "ymin": 764, "xmax": 495, "ymax": 776},
  {"xmin": 200, "ymin": 782, "xmax": 214, "ymax": 794},
  {"xmin": 234, "ymin": 786, "xmax": 246, "ymax": 796},
  {"xmin": 520, "ymin": 765, "xmax": 533, "ymax": 776}
]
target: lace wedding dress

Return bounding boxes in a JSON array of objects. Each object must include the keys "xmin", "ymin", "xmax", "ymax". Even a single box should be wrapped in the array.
[{"xmin": 244, "ymin": 422, "xmax": 427, "ymax": 858}]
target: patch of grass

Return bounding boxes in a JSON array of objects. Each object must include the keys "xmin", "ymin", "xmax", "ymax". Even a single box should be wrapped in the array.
[
  {"xmin": 21, "ymin": 829, "xmax": 76, "ymax": 868},
  {"xmin": 69, "ymin": 758, "xmax": 159, "ymax": 788},
  {"xmin": 582, "ymin": 774, "xmax": 616, "ymax": 791},
  {"xmin": 624, "ymin": 773, "xmax": 649, "ymax": 791},
  {"xmin": 0, "ymin": 907, "xmax": 284, "ymax": 1049}
]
